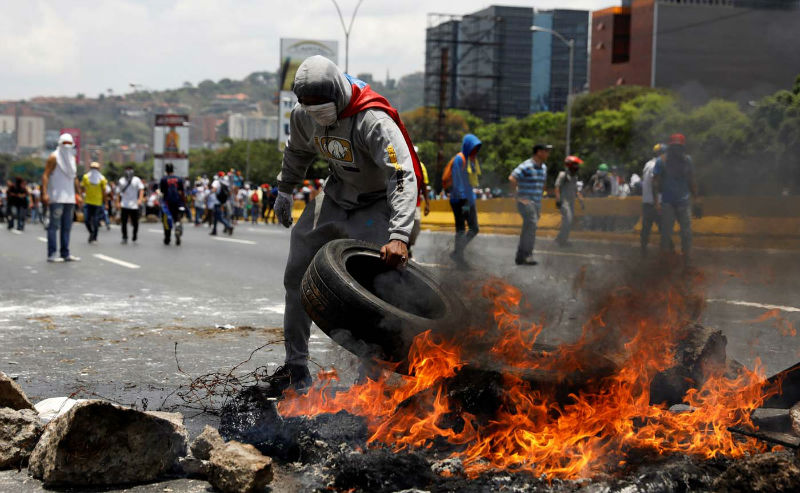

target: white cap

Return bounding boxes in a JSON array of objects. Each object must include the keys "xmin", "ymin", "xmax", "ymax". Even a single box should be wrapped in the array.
[{"xmin": 58, "ymin": 133, "xmax": 74, "ymax": 145}]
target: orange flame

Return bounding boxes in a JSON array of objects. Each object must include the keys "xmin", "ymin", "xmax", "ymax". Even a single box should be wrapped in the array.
[{"xmin": 279, "ymin": 275, "xmax": 776, "ymax": 480}]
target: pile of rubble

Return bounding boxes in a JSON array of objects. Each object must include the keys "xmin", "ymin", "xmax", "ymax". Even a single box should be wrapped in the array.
[{"xmin": 0, "ymin": 371, "xmax": 271, "ymax": 492}]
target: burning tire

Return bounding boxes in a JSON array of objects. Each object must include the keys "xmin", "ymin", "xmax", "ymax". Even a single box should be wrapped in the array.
[{"xmin": 301, "ymin": 239, "xmax": 466, "ymax": 373}]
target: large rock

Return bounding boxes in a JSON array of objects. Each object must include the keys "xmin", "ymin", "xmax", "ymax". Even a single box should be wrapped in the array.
[
  {"xmin": 0, "ymin": 371, "xmax": 35, "ymax": 410},
  {"xmin": 0, "ymin": 408, "xmax": 42, "ymax": 469},
  {"xmin": 28, "ymin": 400, "xmax": 188, "ymax": 486},
  {"xmin": 208, "ymin": 441, "xmax": 273, "ymax": 493},
  {"xmin": 191, "ymin": 425, "xmax": 224, "ymax": 460}
]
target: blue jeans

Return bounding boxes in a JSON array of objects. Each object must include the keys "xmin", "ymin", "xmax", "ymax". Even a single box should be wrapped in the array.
[
  {"xmin": 47, "ymin": 203, "xmax": 75, "ymax": 258},
  {"xmin": 194, "ymin": 206, "xmax": 204, "ymax": 225},
  {"xmin": 8, "ymin": 205, "xmax": 26, "ymax": 230},
  {"xmin": 213, "ymin": 204, "xmax": 231, "ymax": 233},
  {"xmin": 84, "ymin": 204, "xmax": 103, "ymax": 241}
]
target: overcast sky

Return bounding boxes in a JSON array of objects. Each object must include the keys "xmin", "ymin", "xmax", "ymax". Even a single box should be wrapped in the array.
[{"xmin": 1, "ymin": 0, "xmax": 615, "ymax": 101}]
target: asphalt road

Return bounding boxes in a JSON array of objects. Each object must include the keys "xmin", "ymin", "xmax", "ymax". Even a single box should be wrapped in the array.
[{"xmin": 1, "ymin": 218, "xmax": 799, "ymax": 491}]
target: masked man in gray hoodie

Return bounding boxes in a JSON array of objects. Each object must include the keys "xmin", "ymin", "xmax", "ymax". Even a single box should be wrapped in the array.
[{"xmin": 265, "ymin": 56, "xmax": 419, "ymax": 395}]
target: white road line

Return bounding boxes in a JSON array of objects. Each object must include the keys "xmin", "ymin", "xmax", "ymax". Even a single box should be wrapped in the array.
[
  {"xmin": 10, "ymin": 230, "xmax": 22, "ymax": 235},
  {"xmin": 93, "ymin": 253, "xmax": 141, "ymax": 269},
  {"xmin": 212, "ymin": 237, "xmax": 257, "ymax": 245},
  {"xmin": 37, "ymin": 237, "xmax": 47, "ymax": 243},
  {"xmin": 706, "ymin": 299, "xmax": 800, "ymax": 314},
  {"xmin": 246, "ymin": 227, "xmax": 285, "ymax": 234},
  {"xmin": 147, "ymin": 229, "xmax": 161, "ymax": 233},
  {"xmin": 537, "ymin": 249, "xmax": 619, "ymax": 260}
]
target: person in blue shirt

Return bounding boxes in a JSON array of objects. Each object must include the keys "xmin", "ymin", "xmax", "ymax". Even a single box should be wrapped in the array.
[
  {"xmin": 448, "ymin": 134, "xmax": 482, "ymax": 266},
  {"xmin": 509, "ymin": 144, "xmax": 551, "ymax": 265},
  {"xmin": 653, "ymin": 133, "xmax": 698, "ymax": 264}
]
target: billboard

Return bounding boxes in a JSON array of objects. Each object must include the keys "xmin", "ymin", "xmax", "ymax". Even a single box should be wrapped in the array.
[
  {"xmin": 278, "ymin": 38, "xmax": 338, "ymax": 151},
  {"xmin": 60, "ymin": 128, "xmax": 81, "ymax": 166},
  {"xmin": 153, "ymin": 114, "xmax": 189, "ymax": 179}
]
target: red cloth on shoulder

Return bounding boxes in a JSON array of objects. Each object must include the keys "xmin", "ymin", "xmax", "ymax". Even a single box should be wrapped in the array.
[{"xmin": 340, "ymin": 81, "xmax": 424, "ymax": 201}]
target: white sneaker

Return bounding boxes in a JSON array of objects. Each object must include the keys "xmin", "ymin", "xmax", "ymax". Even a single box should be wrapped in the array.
[
  {"xmin": 47, "ymin": 255, "xmax": 64, "ymax": 263},
  {"xmin": 63, "ymin": 255, "xmax": 81, "ymax": 262}
]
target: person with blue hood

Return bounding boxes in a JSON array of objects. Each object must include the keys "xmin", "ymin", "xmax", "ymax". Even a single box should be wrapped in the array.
[
  {"xmin": 447, "ymin": 134, "xmax": 482, "ymax": 266},
  {"xmin": 263, "ymin": 55, "xmax": 420, "ymax": 396}
]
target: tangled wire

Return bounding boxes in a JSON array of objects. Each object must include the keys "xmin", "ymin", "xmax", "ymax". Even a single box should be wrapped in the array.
[{"xmin": 159, "ymin": 339, "xmax": 281, "ymax": 415}]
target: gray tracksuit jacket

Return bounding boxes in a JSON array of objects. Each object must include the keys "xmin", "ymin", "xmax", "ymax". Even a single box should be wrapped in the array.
[{"xmin": 277, "ymin": 56, "xmax": 417, "ymax": 243}]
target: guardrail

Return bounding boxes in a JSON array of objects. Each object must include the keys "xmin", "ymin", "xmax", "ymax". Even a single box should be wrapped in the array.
[{"xmin": 294, "ymin": 196, "xmax": 800, "ymax": 239}]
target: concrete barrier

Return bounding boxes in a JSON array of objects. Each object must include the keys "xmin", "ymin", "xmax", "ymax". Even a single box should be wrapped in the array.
[{"xmin": 293, "ymin": 196, "xmax": 800, "ymax": 246}]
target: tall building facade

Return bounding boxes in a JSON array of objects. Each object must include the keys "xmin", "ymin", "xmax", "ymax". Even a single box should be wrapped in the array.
[
  {"xmin": 228, "ymin": 114, "xmax": 278, "ymax": 141},
  {"xmin": 531, "ymin": 9, "xmax": 590, "ymax": 113},
  {"xmin": 425, "ymin": 6, "xmax": 589, "ymax": 122},
  {"xmin": 590, "ymin": 0, "xmax": 800, "ymax": 103},
  {"xmin": 16, "ymin": 116, "xmax": 45, "ymax": 149}
]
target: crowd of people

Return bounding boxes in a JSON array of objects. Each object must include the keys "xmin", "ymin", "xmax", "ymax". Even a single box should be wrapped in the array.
[{"xmin": 439, "ymin": 132, "xmax": 697, "ymax": 268}]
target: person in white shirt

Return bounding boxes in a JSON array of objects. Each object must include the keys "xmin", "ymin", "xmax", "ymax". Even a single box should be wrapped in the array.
[
  {"xmin": 41, "ymin": 133, "xmax": 82, "ymax": 262},
  {"xmin": 641, "ymin": 143, "xmax": 665, "ymax": 255},
  {"xmin": 116, "ymin": 165, "xmax": 145, "ymax": 244},
  {"xmin": 193, "ymin": 179, "xmax": 206, "ymax": 226}
]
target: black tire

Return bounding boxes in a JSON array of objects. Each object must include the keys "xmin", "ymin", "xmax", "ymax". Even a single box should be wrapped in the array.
[{"xmin": 301, "ymin": 239, "xmax": 466, "ymax": 374}]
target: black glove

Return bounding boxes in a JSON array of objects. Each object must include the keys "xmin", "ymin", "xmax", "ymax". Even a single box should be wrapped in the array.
[{"xmin": 274, "ymin": 191, "xmax": 294, "ymax": 227}]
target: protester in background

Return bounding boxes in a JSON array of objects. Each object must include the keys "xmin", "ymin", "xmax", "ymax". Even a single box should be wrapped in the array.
[
  {"xmin": 159, "ymin": 163, "xmax": 186, "ymax": 246},
  {"xmin": 408, "ymin": 146, "xmax": 431, "ymax": 258},
  {"xmin": 117, "ymin": 164, "xmax": 145, "ymax": 245},
  {"xmin": 653, "ymin": 133, "xmax": 698, "ymax": 264},
  {"xmin": 193, "ymin": 179, "xmax": 206, "ymax": 226},
  {"xmin": 102, "ymin": 181, "xmax": 113, "ymax": 230},
  {"xmin": 209, "ymin": 171, "xmax": 233, "ymax": 235},
  {"xmin": 555, "ymin": 155, "xmax": 584, "ymax": 247},
  {"xmin": 236, "ymin": 183, "xmax": 249, "ymax": 223},
  {"xmin": 145, "ymin": 185, "xmax": 160, "ymax": 217},
  {"xmin": 80, "ymin": 162, "xmax": 107, "ymax": 244},
  {"xmin": 30, "ymin": 184, "xmax": 43, "ymax": 225},
  {"xmin": 264, "ymin": 184, "xmax": 278, "ymax": 224},
  {"xmin": 0, "ymin": 181, "xmax": 8, "ymax": 225},
  {"xmin": 589, "ymin": 164, "xmax": 613, "ymax": 197},
  {"xmin": 42, "ymin": 133, "xmax": 81, "ymax": 262},
  {"xmin": 446, "ymin": 133, "xmax": 482, "ymax": 267},
  {"xmin": 6, "ymin": 177, "xmax": 29, "ymax": 231},
  {"xmin": 509, "ymin": 144, "xmax": 550, "ymax": 265},
  {"xmin": 640, "ymin": 143, "xmax": 665, "ymax": 256},
  {"xmin": 249, "ymin": 184, "xmax": 260, "ymax": 224}
]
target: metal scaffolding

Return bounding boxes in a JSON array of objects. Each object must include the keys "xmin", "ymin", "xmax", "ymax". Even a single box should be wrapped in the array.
[{"xmin": 424, "ymin": 12, "xmax": 505, "ymax": 186}]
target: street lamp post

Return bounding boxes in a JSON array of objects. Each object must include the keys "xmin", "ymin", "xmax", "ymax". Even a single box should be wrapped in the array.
[
  {"xmin": 331, "ymin": 0, "xmax": 364, "ymax": 74},
  {"xmin": 530, "ymin": 26, "xmax": 575, "ymax": 157}
]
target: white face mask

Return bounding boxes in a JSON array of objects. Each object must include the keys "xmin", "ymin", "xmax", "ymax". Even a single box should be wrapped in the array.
[{"xmin": 303, "ymin": 102, "xmax": 337, "ymax": 127}]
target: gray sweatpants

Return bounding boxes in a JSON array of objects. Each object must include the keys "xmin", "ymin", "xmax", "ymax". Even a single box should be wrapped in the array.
[
  {"xmin": 515, "ymin": 200, "xmax": 540, "ymax": 261},
  {"xmin": 283, "ymin": 191, "xmax": 391, "ymax": 366},
  {"xmin": 659, "ymin": 202, "xmax": 692, "ymax": 256},
  {"xmin": 556, "ymin": 201, "xmax": 574, "ymax": 245}
]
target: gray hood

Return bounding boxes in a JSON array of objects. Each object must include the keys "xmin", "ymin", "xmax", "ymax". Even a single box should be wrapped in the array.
[{"xmin": 292, "ymin": 55, "xmax": 352, "ymax": 114}]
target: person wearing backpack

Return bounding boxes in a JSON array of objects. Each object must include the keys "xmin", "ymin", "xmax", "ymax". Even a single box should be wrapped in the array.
[
  {"xmin": 653, "ymin": 133, "xmax": 699, "ymax": 265},
  {"xmin": 445, "ymin": 133, "xmax": 482, "ymax": 267},
  {"xmin": 249, "ymin": 185, "xmax": 260, "ymax": 224},
  {"xmin": 209, "ymin": 171, "xmax": 233, "ymax": 235},
  {"xmin": 159, "ymin": 163, "xmax": 186, "ymax": 245}
]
